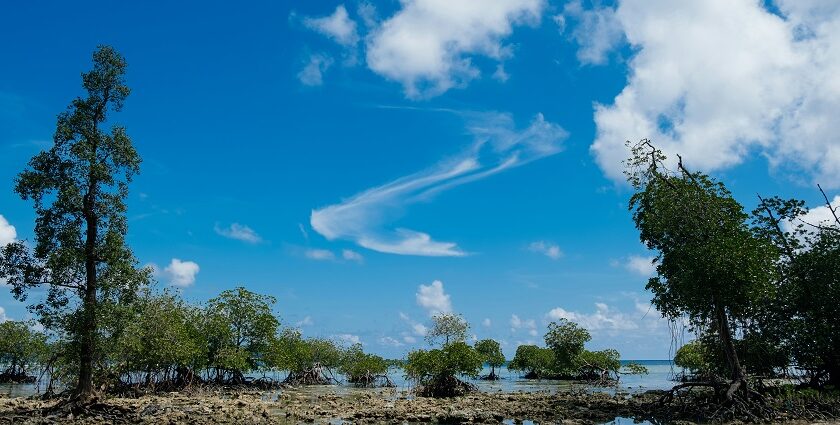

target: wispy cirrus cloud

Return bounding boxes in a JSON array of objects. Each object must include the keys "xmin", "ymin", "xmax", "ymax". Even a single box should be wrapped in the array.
[{"xmin": 310, "ymin": 111, "xmax": 567, "ymax": 256}]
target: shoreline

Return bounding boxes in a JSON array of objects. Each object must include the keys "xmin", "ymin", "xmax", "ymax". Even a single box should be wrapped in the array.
[{"xmin": 1, "ymin": 387, "xmax": 838, "ymax": 424}]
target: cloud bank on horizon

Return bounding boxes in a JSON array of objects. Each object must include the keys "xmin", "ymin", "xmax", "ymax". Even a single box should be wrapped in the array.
[{"xmin": 310, "ymin": 112, "xmax": 567, "ymax": 256}]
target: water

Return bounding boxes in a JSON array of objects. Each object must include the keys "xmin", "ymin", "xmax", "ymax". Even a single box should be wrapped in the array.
[{"xmin": 0, "ymin": 360, "xmax": 680, "ymax": 398}]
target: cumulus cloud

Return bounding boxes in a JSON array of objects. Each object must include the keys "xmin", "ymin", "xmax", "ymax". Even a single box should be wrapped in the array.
[
  {"xmin": 335, "ymin": 333, "xmax": 362, "ymax": 345},
  {"xmin": 0, "ymin": 306, "xmax": 7, "ymax": 323},
  {"xmin": 559, "ymin": 0, "xmax": 624, "ymax": 65},
  {"xmin": 528, "ymin": 241, "xmax": 563, "ymax": 259},
  {"xmin": 379, "ymin": 336, "xmax": 404, "ymax": 347},
  {"xmin": 545, "ymin": 299, "xmax": 666, "ymax": 335},
  {"xmin": 310, "ymin": 111, "xmax": 567, "ymax": 256},
  {"xmin": 366, "ymin": 0, "xmax": 545, "ymax": 98},
  {"xmin": 416, "ymin": 280, "xmax": 452, "ymax": 316},
  {"xmin": 214, "ymin": 223, "xmax": 262, "ymax": 243},
  {"xmin": 164, "ymin": 259, "xmax": 200, "ymax": 287},
  {"xmin": 589, "ymin": 0, "xmax": 840, "ymax": 188},
  {"xmin": 799, "ymin": 195, "xmax": 840, "ymax": 228},
  {"xmin": 510, "ymin": 314, "xmax": 537, "ymax": 333},
  {"xmin": 0, "ymin": 215, "xmax": 16, "ymax": 247},
  {"xmin": 625, "ymin": 254, "xmax": 656, "ymax": 276},
  {"xmin": 298, "ymin": 53, "xmax": 334, "ymax": 86},
  {"xmin": 342, "ymin": 249, "xmax": 364, "ymax": 262},
  {"xmin": 303, "ymin": 5, "xmax": 360, "ymax": 46},
  {"xmin": 305, "ymin": 248, "xmax": 336, "ymax": 261}
]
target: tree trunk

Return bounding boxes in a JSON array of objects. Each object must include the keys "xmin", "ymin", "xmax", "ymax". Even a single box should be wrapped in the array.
[
  {"xmin": 714, "ymin": 300, "xmax": 746, "ymax": 399},
  {"xmin": 76, "ymin": 187, "xmax": 99, "ymax": 401}
]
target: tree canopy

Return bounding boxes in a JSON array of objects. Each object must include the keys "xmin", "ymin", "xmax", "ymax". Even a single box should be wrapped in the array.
[{"xmin": 0, "ymin": 45, "xmax": 149, "ymax": 401}]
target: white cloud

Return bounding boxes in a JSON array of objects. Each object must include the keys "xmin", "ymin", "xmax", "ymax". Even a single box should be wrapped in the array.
[
  {"xmin": 590, "ymin": 0, "xmax": 840, "ymax": 188},
  {"xmin": 559, "ymin": 1, "xmax": 624, "ymax": 65},
  {"xmin": 296, "ymin": 316, "xmax": 314, "ymax": 327},
  {"xmin": 509, "ymin": 314, "xmax": 536, "ymax": 333},
  {"xmin": 545, "ymin": 300, "xmax": 666, "ymax": 333},
  {"xmin": 305, "ymin": 248, "xmax": 336, "ymax": 261},
  {"xmin": 797, "ymin": 195, "xmax": 840, "ymax": 229},
  {"xmin": 0, "ymin": 215, "xmax": 16, "ymax": 247},
  {"xmin": 379, "ymin": 336, "xmax": 404, "ymax": 347},
  {"xmin": 342, "ymin": 249, "xmax": 364, "ymax": 262},
  {"xmin": 357, "ymin": 2, "xmax": 378, "ymax": 28},
  {"xmin": 403, "ymin": 335, "xmax": 417, "ymax": 344},
  {"xmin": 482, "ymin": 318, "xmax": 492, "ymax": 328},
  {"xmin": 416, "ymin": 280, "xmax": 452, "ymax": 316},
  {"xmin": 0, "ymin": 306, "xmax": 7, "ymax": 323},
  {"xmin": 335, "ymin": 333, "xmax": 362, "ymax": 345},
  {"xmin": 625, "ymin": 254, "xmax": 656, "ymax": 276},
  {"xmin": 303, "ymin": 5, "xmax": 360, "ymax": 46},
  {"xmin": 400, "ymin": 312, "xmax": 428, "ymax": 336},
  {"xmin": 311, "ymin": 111, "xmax": 567, "ymax": 256},
  {"xmin": 527, "ymin": 240, "xmax": 563, "ymax": 259},
  {"xmin": 214, "ymin": 223, "xmax": 262, "ymax": 243},
  {"xmin": 366, "ymin": 0, "xmax": 545, "ymax": 98},
  {"xmin": 298, "ymin": 53, "xmax": 334, "ymax": 86},
  {"xmin": 164, "ymin": 258, "xmax": 199, "ymax": 287}
]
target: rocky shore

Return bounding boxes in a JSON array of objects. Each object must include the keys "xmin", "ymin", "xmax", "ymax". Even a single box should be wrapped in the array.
[{"xmin": 0, "ymin": 387, "xmax": 838, "ymax": 424}]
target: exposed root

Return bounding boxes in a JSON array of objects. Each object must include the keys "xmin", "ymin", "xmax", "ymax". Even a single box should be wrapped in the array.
[
  {"xmin": 415, "ymin": 375, "xmax": 477, "ymax": 398},
  {"xmin": 282, "ymin": 364, "xmax": 340, "ymax": 386},
  {"xmin": 347, "ymin": 372, "xmax": 394, "ymax": 388}
]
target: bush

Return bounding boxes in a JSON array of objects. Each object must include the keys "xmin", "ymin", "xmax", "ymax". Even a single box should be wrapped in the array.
[
  {"xmin": 339, "ymin": 343, "xmax": 391, "ymax": 387},
  {"xmin": 474, "ymin": 339, "xmax": 505, "ymax": 380},
  {"xmin": 405, "ymin": 341, "xmax": 482, "ymax": 397},
  {"xmin": 508, "ymin": 345, "xmax": 555, "ymax": 379},
  {"xmin": 0, "ymin": 321, "xmax": 47, "ymax": 383}
]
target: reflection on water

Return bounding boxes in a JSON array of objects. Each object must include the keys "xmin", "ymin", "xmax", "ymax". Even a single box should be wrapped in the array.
[{"xmin": 0, "ymin": 360, "xmax": 678, "ymax": 400}]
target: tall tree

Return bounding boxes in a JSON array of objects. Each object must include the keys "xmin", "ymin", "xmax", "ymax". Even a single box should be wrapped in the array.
[
  {"xmin": 474, "ymin": 339, "xmax": 505, "ymax": 380},
  {"xmin": 425, "ymin": 313, "xmax": 469, "ymax": 346},
  {"xmin": 0, "ymin": 46, "xmax": 148, "ymax": 401},
  {"xmin": 625, "ymin": 140, "xmax": 776, "ymax": 399},
  {"xmin": 754, "ymin": 191, "xmax": 840, "ymax": 387},
  {"xmin": 203, "ymin": 287, "xmax": 278, "ymax": 383}
]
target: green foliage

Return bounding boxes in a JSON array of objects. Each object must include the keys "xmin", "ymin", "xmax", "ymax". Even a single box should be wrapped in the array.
[
  {"xmin": 339, "ymin": 343, "xmax": 389, "ymax": 385},
  {"xmin": 674, "ymin": 340, "xmax": 711, "ymax": 375},
  {"xmin": 474, "ymin": 339, "xmax": 505, "ymax": 373},
  {"xmin": 507, "ymin": 345, "xmax": 555, "ymax": 378},
  {"xmin": 753, "ymin": 196, "xmax": 840, "ymax": 386},
  {"xmin": 266, "ymin": 329, "xmax": 344, "ymax": 379},
  {"xmin": 625, "ymin": 140, "xmax": 777, "ymax": 382},
  {"xmin": 203, "ymin": 287, "xmax": 279, "ymax": 381},
  {"xmin": 0, "ymin": 45, "xmax": 149, "ymax": 396},
  {"xmin": 404, "ymin": 341, "xmax": 483, "ymax": 382},
  {"xmin": 0, "ymin": 321, "xmax": 47, "ymax": 379},
  {"xmin": 577, "ymin": 349, "xmax": 621, "ymax": 379},
  {"xmin": 112, "ymin": 290, "xmax": 205, "ymax": 383},
  {"xmin": 425, "ymin": 313, "xmax": 469, "ymax": 346},
  {"xmin": 622, "ymin": 362, "xmax": 649, "ymax": 376},
  {"xmin": 544, "ymin": 319, "xmax": 591, "ymax": 373}
]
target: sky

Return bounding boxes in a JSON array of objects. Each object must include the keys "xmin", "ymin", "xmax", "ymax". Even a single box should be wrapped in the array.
[{"xmin": 1, "ymin": 0, "xmax": 839, "ymax": 360}]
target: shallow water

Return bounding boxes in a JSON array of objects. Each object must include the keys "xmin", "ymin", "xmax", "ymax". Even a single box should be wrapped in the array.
[{"xmin": 0, "ymin": 360, "xmax": 679, "ymax": 399}]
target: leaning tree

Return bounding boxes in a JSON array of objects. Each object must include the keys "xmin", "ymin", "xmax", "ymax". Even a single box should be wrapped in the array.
[
  {"xmin": 624, "ymin": 140, "xmax": 776, "ymax": 400},
  {"xmin": 0, "ymin": 46, "xmax": 149, "ymax": 403}
]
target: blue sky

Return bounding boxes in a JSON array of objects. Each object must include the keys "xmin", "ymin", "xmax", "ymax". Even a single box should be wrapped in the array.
[{"xmin": 1, "ymin": 0, "xmax": 839, "ymax": 359}]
